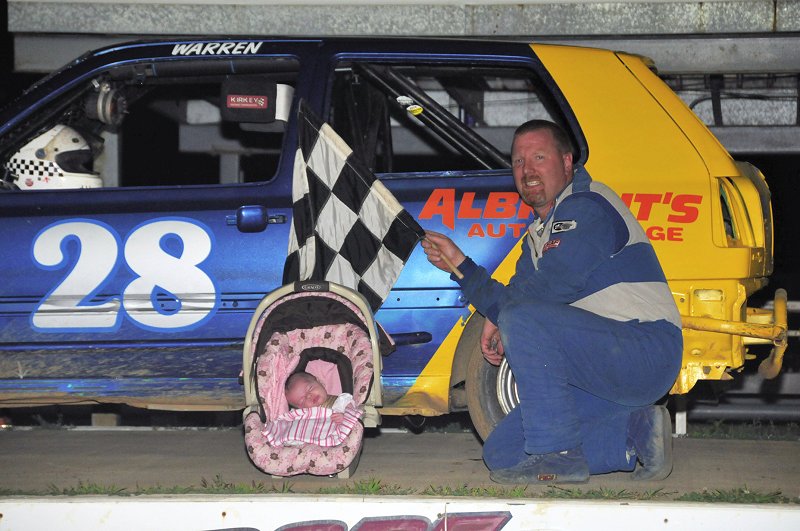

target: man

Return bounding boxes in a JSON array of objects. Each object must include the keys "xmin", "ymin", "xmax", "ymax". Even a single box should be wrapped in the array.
[{"xmin": 422, "ymin": 120, "xmax": 683, "ymax": 484}]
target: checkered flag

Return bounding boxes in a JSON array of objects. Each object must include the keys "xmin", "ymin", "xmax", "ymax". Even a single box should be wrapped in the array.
[{"xmin": 283, "ymin": 101, "xmax": 425, "ymax": 312}]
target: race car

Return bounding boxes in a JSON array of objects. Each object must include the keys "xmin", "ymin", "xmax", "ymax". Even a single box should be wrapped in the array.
[{"xmin": 0, "ymin": 37, "xmax": 786, "ymax": 437}]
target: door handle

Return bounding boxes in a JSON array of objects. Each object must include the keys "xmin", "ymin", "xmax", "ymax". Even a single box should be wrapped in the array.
[{"xmin": 226, "ymin": 205, "xmax": 284, "ymax": 233}]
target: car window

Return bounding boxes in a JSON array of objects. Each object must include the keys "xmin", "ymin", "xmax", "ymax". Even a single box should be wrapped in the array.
[
  {"xmin": 329, "ymin": 62, "xmax": 564, "ymax": 176},
  {"xmin": 2, "ymin": 57, "xmax": 299, "ymax": 190}
]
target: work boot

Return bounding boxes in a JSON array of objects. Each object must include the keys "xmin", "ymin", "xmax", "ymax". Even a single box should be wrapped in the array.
[
  {"xmin": 627, "ymin": 405, "xmax": 673, "ymax": 481},
  {"xmin": 489, "ymin": 446, "xmax": 590, "ymax": 484}
]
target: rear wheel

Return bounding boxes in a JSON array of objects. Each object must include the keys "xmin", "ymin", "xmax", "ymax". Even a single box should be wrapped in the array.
[{"xmin": 465, "ymin": 323, "xmax": 519, "ymax": 440}]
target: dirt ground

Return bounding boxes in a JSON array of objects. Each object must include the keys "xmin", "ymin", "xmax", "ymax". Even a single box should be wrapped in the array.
[{"xmin": 1, "ymin": 426, "xmax": 798, "ymax": 500}]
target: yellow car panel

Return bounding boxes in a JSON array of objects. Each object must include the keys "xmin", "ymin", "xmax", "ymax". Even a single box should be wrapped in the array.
[{"xmin": 532, "ymin": 43, "xmax": 784, "ymax": 395}]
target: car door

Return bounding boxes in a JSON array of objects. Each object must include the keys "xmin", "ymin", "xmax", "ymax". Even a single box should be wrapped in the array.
[{"xmin": 320, "ymin": 43, "xmax": 586, "ymax": 409}]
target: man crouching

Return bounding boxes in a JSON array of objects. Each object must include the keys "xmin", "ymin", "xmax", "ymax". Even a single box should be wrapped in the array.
[{"xmin": 422, "ymin": 120, "xmax": 682, "ymax": 484}]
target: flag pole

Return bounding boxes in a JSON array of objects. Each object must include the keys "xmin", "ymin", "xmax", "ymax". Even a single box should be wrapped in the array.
[{"xmin": 424, "ymin": 237, "xmax": 464, "ymax": 280}]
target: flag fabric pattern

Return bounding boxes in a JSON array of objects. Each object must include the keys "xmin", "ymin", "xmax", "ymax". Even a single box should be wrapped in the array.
[{"xmin": 283, "ymin": 101, "xmax": 425, "ymax": 312}]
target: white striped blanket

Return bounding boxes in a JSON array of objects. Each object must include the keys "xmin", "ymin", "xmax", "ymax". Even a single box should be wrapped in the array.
[{"xmin": 262, "ymin": 394, "xmax": 363, "ymax": 447}]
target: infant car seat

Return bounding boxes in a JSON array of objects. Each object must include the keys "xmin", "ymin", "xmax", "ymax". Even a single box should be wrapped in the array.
[{"xmin": 242, "ymin": 281, "xmax": 382, "ymax": 477}]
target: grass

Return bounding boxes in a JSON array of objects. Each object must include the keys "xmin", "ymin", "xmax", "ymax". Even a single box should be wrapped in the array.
[
  {"xmin": 676, "ymin": 487, "xmax": 794, "ymax": 504},
  {"xmin": 541, "ymin": 485, "xmax": 671, "ymax": 501},
  {"xmin": 318, "ymin": 478, "xmax": 415, "ymax": 496},
  {"xmin": 686, "ymin": 420, "xmax": 800, "ymax": 441},
  {"xmin": 46, "ymin": 481, "xmax": 128, "ymax": 496},
  {"xmin": 197, "ymin": 474, "xmax": 292, "ymax": 495},
  {"xmin": 19, "ymin": 476, "xmax": 295, "ymax": 497},
  {"xmin": 1, "ymin": 477, "xmax": 796, "ymax": 504},
  {"xmin": 421, "ymin": 485, "xmax": 528, "ymax": 498}
]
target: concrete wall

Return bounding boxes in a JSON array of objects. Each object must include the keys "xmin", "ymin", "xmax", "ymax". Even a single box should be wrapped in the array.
[
  {"xmin": 9, "ymin": 0, "xmax": 800, "ymax": 37},
  {"xmin": 8, "ymin": 0, "xmax": 800, "ymax": 74},
  {"xmin": 6, "ymin": 1, "xmax": 800, "ymax": 153}
]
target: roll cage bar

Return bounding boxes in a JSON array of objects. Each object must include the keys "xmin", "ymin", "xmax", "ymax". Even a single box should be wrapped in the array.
[{"xmin": 351, "ymin": 63, "xmax": 512, "ymax": 172}]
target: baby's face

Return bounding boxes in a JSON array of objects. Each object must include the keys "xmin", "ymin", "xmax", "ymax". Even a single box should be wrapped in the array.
[{"xmin": 286, "ymin": 376, "xmax": 327, "ymax": 408}]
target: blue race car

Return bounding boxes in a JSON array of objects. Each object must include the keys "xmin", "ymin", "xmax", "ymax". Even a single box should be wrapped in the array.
[{"xmin": 0, "ymin": 38, "xmax": 782, "ymax": 439}]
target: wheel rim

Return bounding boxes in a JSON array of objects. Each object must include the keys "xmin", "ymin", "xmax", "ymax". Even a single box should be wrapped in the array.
[{"xmin": 495, "ymin": 358, "xmax": 519, "ymax": 415}]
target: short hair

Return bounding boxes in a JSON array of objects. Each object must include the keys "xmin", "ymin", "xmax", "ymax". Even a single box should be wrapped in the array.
[
  {"xmin": 285, "ymin": 371, "xmax": 315, "ymax": 391},
  {"xmin": 512, "ymin": 120, "xmax": 575, "ymax": 157}
]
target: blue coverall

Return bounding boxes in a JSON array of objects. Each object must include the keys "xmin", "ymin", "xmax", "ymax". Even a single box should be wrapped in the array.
[{"xmin": 455, "ymin": 165, "xmax": 683, "ymax": 474}]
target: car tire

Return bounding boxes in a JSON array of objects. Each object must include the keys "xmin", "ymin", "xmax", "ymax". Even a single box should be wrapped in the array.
[{"xmin": 465, "ymin": 326, "xmax": 519, "ymax": 441}]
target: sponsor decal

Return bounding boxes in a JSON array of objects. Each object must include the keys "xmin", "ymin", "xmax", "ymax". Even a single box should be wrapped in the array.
[
  {"xmin": 542, "ymin": 239, "xmax": 560, "ymax": 253},
  {"xmin": 621, "ymin": 192, "xmax": 702, "ymax": 223},
  {"xmin": 620, "ymin": 192, "xmax": 703, "ymax": 242},
  {"xmin": 226, "ymin": 511, "xmax": 511, "ymax": 531},
  {"xmin": 420, "ymin": 188, "xmax": 704, "ymax": 242},
  {"xmin": 171, "ymin": 41, "xmax": 263, "ymax": 56},
  {"xmin": 227, "ymin": 94, "xmax": 268, "ymax": 110},
  {"xmin": 552, "ymin": 220, "xmax": 577, "ymax": 233},
  {"xmin": 419, "ymin": 189, "xmax": 534, "ymax": 239}
]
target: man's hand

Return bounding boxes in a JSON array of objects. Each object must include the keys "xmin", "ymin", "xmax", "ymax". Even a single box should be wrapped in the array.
[
  {"xmin": 331, "ymin": 412, "xmax": 344, "ymax": 424},
  {"xmin": 480, "ymin": 318, "xmax": 505, "ymax": 366},
  {"xmin": 421, "ymin": 230, "xmax": 466, "ymax": 273}
]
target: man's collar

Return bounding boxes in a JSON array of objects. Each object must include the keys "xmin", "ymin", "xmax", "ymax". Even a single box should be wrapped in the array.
[{"xmin": 571, "ymin": 164, "xmax": 592, "ymax": 192}]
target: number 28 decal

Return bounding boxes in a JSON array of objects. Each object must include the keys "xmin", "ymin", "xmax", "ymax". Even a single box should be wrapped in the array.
[{"xmin": 31, "ymin": 218, "xmax": 218, "ymax": 333}]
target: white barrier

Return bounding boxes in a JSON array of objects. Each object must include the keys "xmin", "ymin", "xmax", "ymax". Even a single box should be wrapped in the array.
[{"xmin": 2, "ymin": 495, "xmax": 800, "ymax": 531}]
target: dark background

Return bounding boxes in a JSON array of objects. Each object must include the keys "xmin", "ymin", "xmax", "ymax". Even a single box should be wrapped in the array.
[{"xmin": 0, "ymin": 6, "xmax": 39, "ymax": 112}]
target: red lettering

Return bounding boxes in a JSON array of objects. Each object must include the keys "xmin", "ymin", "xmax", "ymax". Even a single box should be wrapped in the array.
[
  {"xmin": 484, "ymin": 192, "xmax": 519, "ymax": 219},
  {"xmin": 467, "ymin": 223, "xmax": 485, "ymax": 237},
  {"xmin": 517, "ymin": 201, "xmax": 535, "ymax": 221},
  {"xmin": 353, "ymin": 516, "xmax": 429, "ymax": 530},
  {"xmin": 647, "ymin": 226, "xmax": 665, "ymax": 240},
  {"xmin": 509, "ymin": 223, "xmax": 527, "ymax": 238},
  {"xmin": 646, "ymin": 226, "xmax": 684, "ymax": 241},
  {"xmin": 419, "ymin": 188, "xmax": 456, "ymax": 230},
  {"xmin": 668, "ymin": 194, "xmax": 702, "ymax": 223},
  {"xmin": 667, "ymin": 226, "xmax": 684, "ymax": 241},
  {"xmin": 277, "ymin": 511, "xmax": 511, "ymax": 531},
  {"xmin": 633, "ymin": 193, "xmax": 662, "ymax": 221},
  {"xmin": 620, "ymin": 193, "xmax": 633, "ymax": 208},
  {"xmin": 457, "ymin": 192, "xmax": 482, "ymax": 219},
  {"xmin": 432, "ymin": 513, "xmax": 512, "ymax": 531},
  {"xmin": 623, "ymin": 192, "xmax": 703, "ymax": 224},
  {"xmin": 278, "ymin": 522, "xmax": 346, "ymax": 531},
  {"xmin": 466, "ymin": 223, "xmax": 528, "ymax": 238},
  {"xmin": 421, "ymin": 189, "xmax": 538, "ymax": 229},
  {"xmin": 486, "ymin": 223, "xmax": 506, "ymax": 238}
]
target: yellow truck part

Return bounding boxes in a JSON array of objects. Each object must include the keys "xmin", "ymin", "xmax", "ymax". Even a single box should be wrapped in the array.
[{"xmin": 532, "ymin": 43, "xmax": 785, "ymax": 395}]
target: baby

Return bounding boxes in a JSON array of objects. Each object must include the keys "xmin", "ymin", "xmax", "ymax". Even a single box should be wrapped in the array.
[
  {"xmin": 285, "ymin": 371, "xmax": 348, "ymax": 423},
  {"xmin": 264, "ymin": 370, "xmax": 363, "ymax": 447}
]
